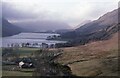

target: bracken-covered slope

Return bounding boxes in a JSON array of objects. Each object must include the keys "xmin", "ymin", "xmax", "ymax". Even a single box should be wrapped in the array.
[{"xmin": 56, "ymin": 31, "xmax": 119, "ymax": 76}]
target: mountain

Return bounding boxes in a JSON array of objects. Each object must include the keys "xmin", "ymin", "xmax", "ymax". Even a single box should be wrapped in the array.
[
  {"xmin": 55, "ymin": 29, "xmax": 73, "ymax": 34},
  {"xmin": 75, "ymin": 20, "xmax": 91, "ymax": 29},
  {"xmin": 13, "ymin": 20, "xmax": 71, "ymax": 32},
  {"xmin": 75, "ymin": 8, "xmax": 119, "ymax": 35},
  {"xmin": 2, "ymin": 18, "xmax": 22, "ymax": 37},
  {"xmin": 61, "ymin": 8, "xmax": 119, "ymax": 45}
]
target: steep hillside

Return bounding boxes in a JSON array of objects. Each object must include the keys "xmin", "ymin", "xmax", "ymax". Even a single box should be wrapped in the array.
[
  {"xmin": 55, "ymin": 29, "xmax": 73, "ymax": 34},
  {"xmin": 61, "ymin": 23, "xmax": 119, "ymax": 46},
  {"xmin": 61, "ymin": 8, "xmax": 119, "ymax": 45},
  {"xmin": 56, "ymin": 32, "xmax": 119, "ymax": 76},
  {"xmin": 76, "ymin": 8, "xmax": 118, "ymax": 35},
  {"xmin": 2, "ymin": 18, "xmax": 22, "ymax": 37},
  {"xmin": 75, "ymin": 20, "xmax": 91, "ymax": 29}
]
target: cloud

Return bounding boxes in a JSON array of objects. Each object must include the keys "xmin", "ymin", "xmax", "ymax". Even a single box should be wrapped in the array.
[
  {"xmin": 2, "ymin": 0, "xmax": 119, "ymax": 27},
  {"xmin": 2, "ymin": 2, "xmax": 42, "ymax": 20}
]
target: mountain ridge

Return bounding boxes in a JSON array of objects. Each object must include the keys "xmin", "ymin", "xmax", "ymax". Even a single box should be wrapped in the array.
[
  {"xmin": 60, "ymin": 8, "xmax": 119, "ymax": 46},
  {"xmin": 2, "ymin": 18, "xmax": 22, "ymax": 37},
  {"xmin": 13, "ymin": 20, "xmax": 71, "ymax": 32}
]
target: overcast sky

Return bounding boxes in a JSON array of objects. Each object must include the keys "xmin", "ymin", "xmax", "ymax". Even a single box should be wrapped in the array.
[{"xmin": 2, "ymin": 0, "xmax": 119, "ymax": 27}]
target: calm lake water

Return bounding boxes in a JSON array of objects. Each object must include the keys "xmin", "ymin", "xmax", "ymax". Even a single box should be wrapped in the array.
[{"xmin": 1, "ymin": 33, "xmax": 66, "ymax": 47}]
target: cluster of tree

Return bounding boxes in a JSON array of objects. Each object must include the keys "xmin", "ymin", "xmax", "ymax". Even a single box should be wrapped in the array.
[
  {"xmin": 7, "ymin": 43, "xmax": 32, "ymax": 48},
  {"xmin": 21, "ymin": 43, "xmax": 31, "ymax": 47},
  {"xmin": 55, "ymin": 42, "xmax": 73, "ymax": 48},
  {"xmin": 47, "ymin": 35, "xmax": 61, "ymax": 40},
  {"xmin": 33, "ymin": 49, "xmax": 72, "ymax": 76},
  {"xmin": 2, "ymin": 48, "xmax": 20, "ymax": 62}
]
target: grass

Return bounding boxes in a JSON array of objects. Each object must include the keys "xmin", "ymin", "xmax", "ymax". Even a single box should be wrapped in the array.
[
  {"xmin": 17, "ymin": 48, "xmax": 39, "ymax": 53},
  {"xmin": 2, "ymin": 64, "xmax": 35, "ymax": 76},
  {"xmin": 2, "ymin": 33, "xmax": 118, "ymax": 76},
  {"xmin": 12, "ymin": 47, "xmax": 39, "ymax": 57},
  {"xmin": 68, "ymin": 59, "xmax": 102, "ymax": 76},
  {"xmin": 56, "ymin": 48, "xmax": 118, "ymax": 76},
  {"xmin": 55, "ymin": 34, "xmax": 119, "ymax": 76},
  {"xmin": 20, "ymin": 68, "xmax": 35, "ymax": 72},
  {"xmin": 2, "ymin": 70, "xmax": 33, "ymax": 76},
  {"xmin": 2, "ymin": 47, "xmax": 38, "ymax": 76}
]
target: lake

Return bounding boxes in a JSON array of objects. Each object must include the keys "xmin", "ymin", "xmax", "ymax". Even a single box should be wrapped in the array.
[{"xmin": 1, "ymin": 33, "xmax": 66, "ymax": 47}]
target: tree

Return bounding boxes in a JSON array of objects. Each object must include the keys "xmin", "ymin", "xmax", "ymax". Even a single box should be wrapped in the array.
[
  {"xmin": 2, "ymin": 48, "xmax": 20, "ymax": 61},
  {"xmin": 33, "ymin": 49, "xmax": 72, "ymax": 76}
]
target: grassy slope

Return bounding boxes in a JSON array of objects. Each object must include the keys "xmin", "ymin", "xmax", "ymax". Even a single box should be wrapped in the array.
[{"xmin": 55, "ymin": 32, "xmax": 119, "ymax": 76}]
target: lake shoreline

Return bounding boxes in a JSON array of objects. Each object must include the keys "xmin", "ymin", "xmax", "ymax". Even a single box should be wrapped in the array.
[{"xmin": 2, "ymin": 32, "xmax": 66, "ymax": 48}]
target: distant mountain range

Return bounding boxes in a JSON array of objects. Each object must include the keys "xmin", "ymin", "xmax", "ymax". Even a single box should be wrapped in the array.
[
  {"xmin": 13, "ymin": 20, "xmax": 71, "ymax": 32},
  {"xmin": 2, "ymin": 18, "xmax": 71, "ymax": 37},
  {"xmin": 2, "ymin": 18, "xmax": 22, "ymax": 37},
  {"xmin": 2, "ymin": 8, "xmax": 119, "ymax": 39},
  {"xmin": 61, "ymin": 8, "xmax": 119, "ymax": 45}
]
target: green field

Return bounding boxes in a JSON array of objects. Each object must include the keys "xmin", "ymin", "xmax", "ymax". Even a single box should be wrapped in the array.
[
  {"xmin": 2, "ymin": 70, "xmax": 33, "ymax": 76},
  {"xmin": 17, "ymin": 48, "xmax": 39, "ymax": 53},
  {"xmin": 12, "ymin": 48, "xmax": 39, "ymax": 57},
  {"xmin": 2, "ymin": 47, "xmax": 39, "ymax": 76},
  {"xmin": 18, "ymin": 48, "xmax": 38, "ymax": 54}
]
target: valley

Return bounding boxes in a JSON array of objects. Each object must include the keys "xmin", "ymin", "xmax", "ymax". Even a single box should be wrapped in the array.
[{"xmin": 1, "ymin": 1, "xmax": 119, "ymax": 77}]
